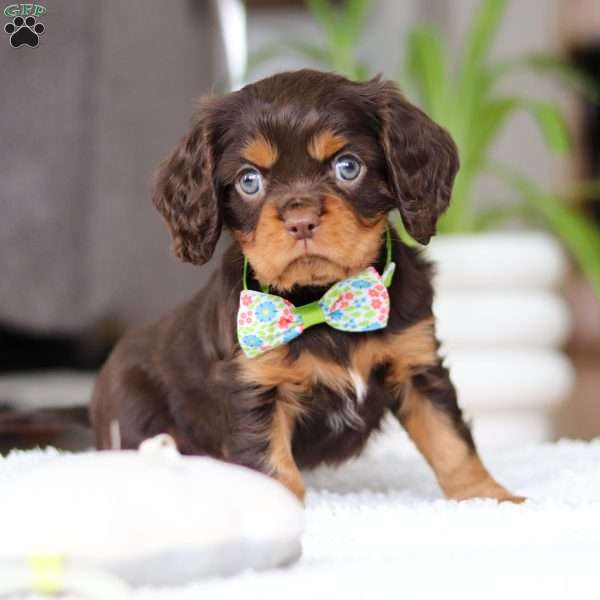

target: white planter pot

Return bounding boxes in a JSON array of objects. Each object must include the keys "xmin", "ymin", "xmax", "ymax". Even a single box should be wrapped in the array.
[{"xmin": 427, "ymin": 232, "xmax": 575, "ymax": 449}]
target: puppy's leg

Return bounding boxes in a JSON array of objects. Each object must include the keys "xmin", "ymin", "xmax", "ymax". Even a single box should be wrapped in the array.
[
  {"xmin": 268, "ymin": 401, "xmax": 305, "ymax": 501},
  {"xmin": 392, "ymin": 364, "xmax": 524, "ymax": 503},
  {"xmin": 234, "ymin": 349, "xmax": 305, "ymax": 501},
  {"xmin": 228, "ymin": 392, "xmax": 304, "ymax": 501}
]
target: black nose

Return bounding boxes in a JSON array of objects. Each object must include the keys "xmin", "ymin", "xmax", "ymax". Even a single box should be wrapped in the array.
[{"xmin": 284, "ymin": 214, "xmax": 320, "ymax": 241}]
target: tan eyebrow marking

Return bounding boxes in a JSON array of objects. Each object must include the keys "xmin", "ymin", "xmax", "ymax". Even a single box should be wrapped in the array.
[
  {"xmin": 307, "ymin": 129, "xmax": 348, "ymax": 161},
  {"xmin": 241, "ymin": 134, "xmax": 279, "ymax": 169}
]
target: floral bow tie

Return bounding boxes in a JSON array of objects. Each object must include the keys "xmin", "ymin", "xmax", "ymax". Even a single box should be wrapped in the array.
[{"xmin": 237, "ymin": 259, "xmax": 396, "ymax": 358}]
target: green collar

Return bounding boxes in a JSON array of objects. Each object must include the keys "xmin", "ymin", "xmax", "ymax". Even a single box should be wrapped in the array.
[{"xmin": 242, "ymin": 223, "xmax": 394, "ymax": 293}]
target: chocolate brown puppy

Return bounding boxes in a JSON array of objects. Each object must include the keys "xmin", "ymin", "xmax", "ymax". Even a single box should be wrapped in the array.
[{"xmin": 90, "ymin": 70, "xmax": 522, "ymax": 503}]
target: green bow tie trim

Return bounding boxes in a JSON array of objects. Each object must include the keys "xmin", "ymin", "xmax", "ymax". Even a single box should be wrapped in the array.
[{"xmin": 237, "ymin": 226, "xmax": 395, "ymax": 358}]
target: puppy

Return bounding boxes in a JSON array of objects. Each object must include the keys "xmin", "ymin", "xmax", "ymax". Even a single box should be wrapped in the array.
[{"xmin": 90, "ymin": 70, "xmax": 522, "ymax": 503}]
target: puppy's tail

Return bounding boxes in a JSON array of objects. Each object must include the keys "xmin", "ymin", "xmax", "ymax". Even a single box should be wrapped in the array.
[
  {"xmin": 0, "ymin": 404, "xmax": 91, "ymax": 450},
  {"xmin": 0, "ymin": 405, "xmax": 90, "ymax": 430}
]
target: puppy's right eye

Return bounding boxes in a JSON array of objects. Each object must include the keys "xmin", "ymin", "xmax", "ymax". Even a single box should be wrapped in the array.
[{"xmin": 236, "ymin": 168, "xmax": 263, "ymax": 196}]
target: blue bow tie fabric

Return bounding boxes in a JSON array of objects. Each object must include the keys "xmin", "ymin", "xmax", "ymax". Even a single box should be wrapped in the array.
[{"xmin": 237, "ymin": 263, "xmax": 395, "ymax": 358}]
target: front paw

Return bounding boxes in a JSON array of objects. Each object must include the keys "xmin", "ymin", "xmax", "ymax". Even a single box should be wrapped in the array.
[
  {"xmin": 497, "ymin": 493, "xmax": 527, "ymax": 504},
  {"xmin": 447, "ymin": 478, "xmax": 526, "ymax": 504}
]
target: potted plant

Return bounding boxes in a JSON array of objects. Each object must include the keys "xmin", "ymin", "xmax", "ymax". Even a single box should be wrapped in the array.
[{"xmin": 250, "ymin": 0, "xmax": 600, "ymax": 447}]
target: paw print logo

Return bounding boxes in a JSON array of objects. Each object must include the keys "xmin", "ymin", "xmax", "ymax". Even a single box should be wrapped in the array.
[{"xmin": 4, "ymin": 15, "xmax": 45, "ymax": 48}]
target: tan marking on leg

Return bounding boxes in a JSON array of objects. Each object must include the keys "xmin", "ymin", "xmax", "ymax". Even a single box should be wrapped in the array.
[
  {"xmin": 307, "ymin": 129, "xmax": 348, "ymax": 162},
  {"xmin": 351, "ymin": 318, "xmax": 437, "ymax": 383},
  {"xmin": 269, "ymin": 401, "xmax": 305, "ymax": 501},
  {"xmin": 400, "ymin": 384, "xmax": 524, "ymax": 503},
  {"xmin": 241, "ymin": 134, "xmax": 279, "ymax": 169}
]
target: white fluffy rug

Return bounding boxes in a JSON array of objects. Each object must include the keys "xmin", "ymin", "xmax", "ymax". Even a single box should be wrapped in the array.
[{"xmin": 2, "ymin": 420, "xmax": 599, "ymax": 600}]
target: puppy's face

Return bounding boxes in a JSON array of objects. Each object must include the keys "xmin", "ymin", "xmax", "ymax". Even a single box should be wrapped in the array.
[
  {"xmin": 153, "ymin": 70, "xmax": 458, "ymax": 291},
  {"xmin": 218, "ymin": 76, "xmax": 395, "ymax": 290}
]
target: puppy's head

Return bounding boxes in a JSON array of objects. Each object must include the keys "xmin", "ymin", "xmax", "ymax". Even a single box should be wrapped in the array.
[{"xmin": 153, "ymin": 70, "xmax": 458, "ymax": 291}]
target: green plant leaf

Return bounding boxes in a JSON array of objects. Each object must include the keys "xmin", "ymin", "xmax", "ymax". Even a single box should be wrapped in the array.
[
  {"xmin": 521, "ymin": 99, "xmax": 571, "ymax": 154},
  {"xmin": 305, "ymin": 0, "xmax": 337, "ymax": 36},
  {"xmin": 248, "ymin": 1, "xmax": 370, "ymax": 82},
  {"xmin": 490, "ymin": 162, "xmax": 600, "ymax": 301},
  {"xmin": 439, "ymin": 97, "xmax": 517, "ymax": 232},
  {"xmin": 461, "ymin": 95, "xmax": 571, "ymax": 157},
  {"xmin": 304, "ymin": 0, "xmax": 368, "ymax": 80},
  {"xmin": 491, "ymin": 53, "xmax": 600, "ymax": 103},
  {"xmin": 355, "ymin": 61, "xmax": 370, "ymax": 81},
  {"xmin": 442, "ymin": 94, "xmax": 571, "ymax": 232},
  {"xmin": 463, "ymin": 97, "xmax": 517, "ymax": 169},
  {"xmin": 439, "ymin": 96, "xmax": 514, "ymax": 233},
  {"xmin": 471, "ymin": 202, "xmax": 537, "ymax": 231},
  {"xmin": 452, "ymin": 0, "xmax": 508, "ymax": 151},
  {"xmin": 438, "ymin": 168, "xmax": 481, "ymax": 233},
  {"xmin": 404, "ymin": 27, "xmax": 449, "ymax": 123},
  {"xmin": 458, "ymin": 0, "xmax": 508, "ymax": 85},
  {"xmin": 340, "ymin": 0, "xmax": 371, "ymax": 45}
]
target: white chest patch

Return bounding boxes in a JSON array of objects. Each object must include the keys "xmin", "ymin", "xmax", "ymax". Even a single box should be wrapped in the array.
[
  {"xmin": 349, "ymin": 369, "xmax": 367, "ymax": 405},
  {"xmin": 325, "ymin": 369, "xmax": 368, "ymax": 433}
]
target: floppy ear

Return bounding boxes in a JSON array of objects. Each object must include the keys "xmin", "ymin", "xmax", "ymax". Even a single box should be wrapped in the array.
[
  {"xmin": 153, "ymin": 102, "xmax": 222, "ymax": 265},
  {"xmin": 375, "ymin": 79, "xmax": 459, "ymax": 245}
]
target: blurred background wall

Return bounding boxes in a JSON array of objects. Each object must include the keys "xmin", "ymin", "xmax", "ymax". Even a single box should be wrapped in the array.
[{"xmin": 1, "ymin": 0, "xmax": 229, "ymax": 333}]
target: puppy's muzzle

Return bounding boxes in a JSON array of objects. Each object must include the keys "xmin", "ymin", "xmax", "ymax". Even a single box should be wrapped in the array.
[{"xmin": 279, "ymin": 196, "xmax": 323, "ymax": 241}]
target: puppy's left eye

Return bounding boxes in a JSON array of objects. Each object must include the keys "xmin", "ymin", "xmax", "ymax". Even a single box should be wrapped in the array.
[{"xmin": 334, "ymin": 155, "xmax": 362, "ymax": 182}]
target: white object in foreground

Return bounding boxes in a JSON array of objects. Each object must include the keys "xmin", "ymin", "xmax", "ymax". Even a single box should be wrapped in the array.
[
  {"xmin": 1, "ymin": 432, "xmax": 599, "ymax": 599},
  {"xmin": 0, "ymin": 435, "xmax": 304, "ymax": 593}
]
